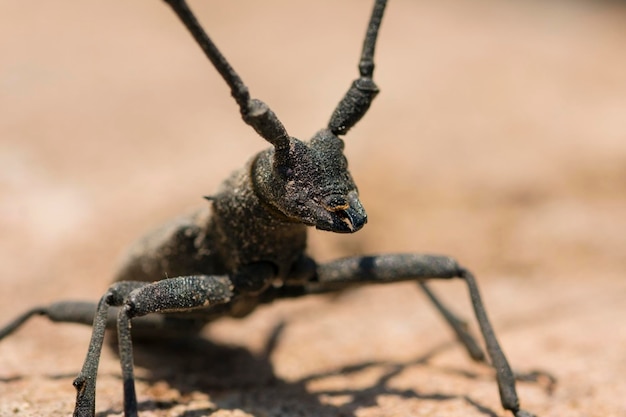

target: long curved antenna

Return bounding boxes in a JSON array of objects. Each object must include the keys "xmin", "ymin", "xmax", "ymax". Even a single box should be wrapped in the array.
[
  {"xmin": 164, "ymin": 0, "xmax": 291, "ymax": 154},
  {"xmin": 329, "ymin": 0, "xmax": 387, "ymax": 136}
]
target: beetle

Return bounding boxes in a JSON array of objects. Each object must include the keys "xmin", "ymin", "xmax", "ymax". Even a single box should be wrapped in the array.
[{"xmin": 0, "ymin": 1, "xmax": 539, "ymax": 416}]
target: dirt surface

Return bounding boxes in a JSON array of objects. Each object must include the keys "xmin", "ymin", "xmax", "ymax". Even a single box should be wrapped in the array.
[{"xmin": 1, "ymin": 1, "xmax": 625, "ymax": 416}]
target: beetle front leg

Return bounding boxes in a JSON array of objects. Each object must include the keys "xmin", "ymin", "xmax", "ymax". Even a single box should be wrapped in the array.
[
  {"xmin": 73, "ymin": 281, "xmax": 148, "ymax": 417},
  {"xmin": 72, "ymin": 275, "xmax": 234, "ymax": 417},
  {"xmin": 114, "ymin": 275, "xmax": 234, "ymax": 417},
  {"xmin": 310, "ymin": 253, "xmax": 533, "ymax": 417}
]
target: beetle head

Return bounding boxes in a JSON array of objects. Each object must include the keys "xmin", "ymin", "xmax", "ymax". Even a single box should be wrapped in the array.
[{"xmin": 253, "ymin": 129, "xmax": 367, "ymax": 233}]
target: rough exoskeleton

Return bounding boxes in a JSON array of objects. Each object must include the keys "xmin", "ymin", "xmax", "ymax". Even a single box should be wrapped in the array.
[{"xmin": 0, "ymin": 1, "xmax": 542, "ymax": 416}]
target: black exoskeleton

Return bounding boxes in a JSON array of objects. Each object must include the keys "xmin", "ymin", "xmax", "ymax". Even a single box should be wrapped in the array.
[{"xmin": 0, "ymin": 1, "xmax": 541, "ymax": 417}]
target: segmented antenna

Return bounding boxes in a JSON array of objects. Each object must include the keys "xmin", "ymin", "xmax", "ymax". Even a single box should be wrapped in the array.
[
  {"xmin": 328, "ymin": 0, "xmax": 387, "ymax": 136},
  {"xmin": 359, "ymin": 0, "xmax": 387, "ymax": 78},
  {"xmin": 164, "ymin": 0, "xmax": 291, "ymax": 153},
  {"xmin": 166, "ymin": 0, "xmax": 387, "ymax": 144}
]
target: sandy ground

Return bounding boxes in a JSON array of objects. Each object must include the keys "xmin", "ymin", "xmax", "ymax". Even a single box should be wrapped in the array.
[{"xmin": 1, "ymin": 1, "xmax": 625, "ymax": 416}]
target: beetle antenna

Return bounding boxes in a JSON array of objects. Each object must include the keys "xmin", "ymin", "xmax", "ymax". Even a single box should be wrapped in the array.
[
  {"xmin": 164, "ymin": 0, "xmax": 291, "ymax": 157},
  {"xmin": 359, "ymin": 0, "xmax": 386, "ymax": 78},
  {"xmin": 328, "ymin": 0, "xmax": 387, "ymax": 135}
]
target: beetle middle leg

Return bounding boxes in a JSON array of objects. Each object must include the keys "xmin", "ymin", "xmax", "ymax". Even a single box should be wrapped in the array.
[{"xmin": 417, "ymin": 281, "xmax": 486, "ymax": 361}]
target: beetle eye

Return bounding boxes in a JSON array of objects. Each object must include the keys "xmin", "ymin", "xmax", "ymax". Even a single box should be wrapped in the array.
[{"xmin": 276, "ymin": 165, "xmax": 295, "ymax": 179}]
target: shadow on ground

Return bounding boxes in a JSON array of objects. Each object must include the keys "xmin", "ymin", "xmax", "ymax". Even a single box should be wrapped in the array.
[{"xmin": 86, "ymin": 320, "xmax": 551, "ymax": 417}]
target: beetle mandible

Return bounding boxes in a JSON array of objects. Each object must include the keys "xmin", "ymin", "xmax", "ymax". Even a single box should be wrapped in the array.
[{"xmin": 0, "ymin": 1, "xmax": 539, "ymax": 416}]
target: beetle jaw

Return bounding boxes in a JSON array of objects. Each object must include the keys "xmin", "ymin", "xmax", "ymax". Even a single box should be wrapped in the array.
[{"xmin": 312, "ymin": 192, "xmax": 368, "ymax": 233}]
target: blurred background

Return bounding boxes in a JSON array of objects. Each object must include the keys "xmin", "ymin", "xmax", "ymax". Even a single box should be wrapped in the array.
[{"xmin": 1, "ymin": 1, "xmax": 625, "ymax": 416}]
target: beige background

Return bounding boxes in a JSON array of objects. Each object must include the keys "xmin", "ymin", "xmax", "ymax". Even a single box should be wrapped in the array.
[{"xmin": 1, "ymin": 1, "xmax": 625, "ymax": 416}]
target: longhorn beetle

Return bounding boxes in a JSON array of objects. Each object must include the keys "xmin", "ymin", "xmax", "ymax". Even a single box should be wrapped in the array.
[{"xmin": 0, "ymin": 1, "xmax": 538, "ymax": 416}]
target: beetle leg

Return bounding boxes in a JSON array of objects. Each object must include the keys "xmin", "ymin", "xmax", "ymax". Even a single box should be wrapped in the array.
[
  {"xmin": 302, "ymin": 254, "xmax": 532, "ymax": 417},
  {"xmin": 73, "ymin": 281, "xmax": 148, "ymax": 417},
  {"xmin": 73, "ymin": 275, "xmax": 233, "ymax": 417},
  {"xmin": 418, "ymin": 281, "xmax": 486, "ymax": 362}
]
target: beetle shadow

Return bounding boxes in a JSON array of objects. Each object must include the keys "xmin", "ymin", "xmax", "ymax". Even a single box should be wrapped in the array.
[{"xmin": 92, "ymin": 320, "xmax": 515, "ymax": 417}]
